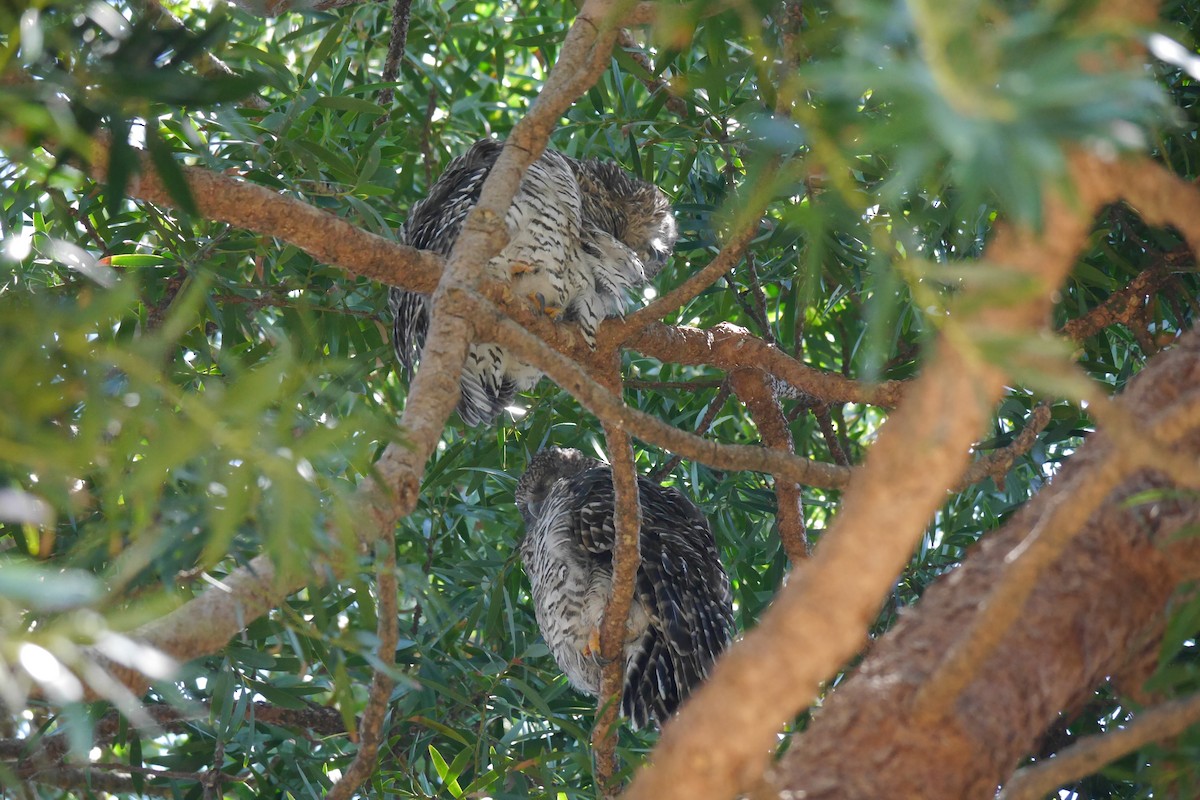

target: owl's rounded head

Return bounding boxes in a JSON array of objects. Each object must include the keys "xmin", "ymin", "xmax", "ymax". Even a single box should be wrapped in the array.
[
  {"xmin": 573, "ymin": 160, "xmax": 678, "ymax": 278},
  {"xmin": 515, "ymin": 446, "xmax": 603, "ymax": 525}
]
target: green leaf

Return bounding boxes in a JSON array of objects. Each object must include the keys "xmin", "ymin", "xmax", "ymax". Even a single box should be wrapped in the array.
[
  {"xmin": 0, "ymin": 561, "xmax": 101, "ymax": 611},
  {"xmin": 146, "ymin": 128, "xmax": 199, "ymax": 216}
]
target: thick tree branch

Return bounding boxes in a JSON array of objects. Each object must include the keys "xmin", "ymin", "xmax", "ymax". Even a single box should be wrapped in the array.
[
  {"xmin": 1060, "ymin": 253, "xmax": 1189, "ymax": 342},
  {"xmin": 620, "ymin": 149, "xmax": 1121, "ymax": 800},
  {"xmin": 911, "ymin": 393, "xmax": 1200, "ymax": 723},
  {"xmin": 390, "ymin": 0, "xmax": 623, "ymax": 507},
  {"xmin": 87, "ymin": 137, "xmax": 444, "ymax": 292},
  {"xmin": 998, "ymin": 693, "xmax": 1200, "ymax": 800},
  {"xmin": 762, "ymin": 327, "xmax": 1200, "ymax": 798},
  {"xmin": 624, "ymin": 322, "xmax": 905, "ymax": 408}
]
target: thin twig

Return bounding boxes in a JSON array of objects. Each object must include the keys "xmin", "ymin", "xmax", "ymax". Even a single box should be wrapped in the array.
[
  {"xmin": 741, "ymin": 250, "xmax": 776, "ymax": 345},
  {"xmin": 651, "ymin": 381, "xmax": 732, "ymax": 481},
  {"xmin": 615, "ymin": 29, "xmax": 690, "ymax": 118},
  {"xmin": 954, "ymin": 402, "xmax": 1052, "ymax": 492},
  {"xmin": 376, "ymin": 0, "xmax": 416, "ymax": 110},
  {"xmin": 812, "ymin": 403, "xmax": 850, "ymax": 467},
  {"xmin": 999, "ymin": 693, "xmax": 1200, "ymax": 800},
  {"xmin": 731, "ymin": 369, "xmax": 807, "ymax": 562},
  {"xmin": 621, "ymin": 203, "xmax": 763, "ymax": 330},
  {"xmin": 327, "ymin": 530, "xmax": 399, "ymax": 800}
]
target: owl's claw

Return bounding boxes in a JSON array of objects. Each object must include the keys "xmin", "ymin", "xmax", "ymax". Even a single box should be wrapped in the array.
[
  {"xmin": 581, "ymin": 627, "xmax": 602, "ymax": 659},
  {"xmin": 529, "ymin": 292, "xmax": 562, "ymax": 319},
  {"xmin": 510, "ymin": 262, "xmax": 534, "ymax": 277}
]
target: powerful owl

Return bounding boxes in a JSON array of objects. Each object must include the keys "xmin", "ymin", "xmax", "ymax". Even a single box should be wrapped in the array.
[
  {"xmin": 514, "ymin": 447, "xmax": 734, "ymax": 728},
  {"xmin": 389, "ymin": 139, "xmax": 678, "ymax": 427}
]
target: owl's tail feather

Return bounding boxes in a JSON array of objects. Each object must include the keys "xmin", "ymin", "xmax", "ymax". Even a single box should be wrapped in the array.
[{"xmin": 457, "ymin": 345, "xmax": 518, "ymax": 427}]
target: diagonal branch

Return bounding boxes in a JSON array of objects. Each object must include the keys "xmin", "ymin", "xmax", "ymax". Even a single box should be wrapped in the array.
[
  {"xmin": 87, "ymin": 137, "xmax": 444, "ymax": 292},
  {"xmin": 954, "ymin": 402, "xmax": 1052, "ymax": 491},
  {"xmin": 998, "ymin": 693, "xmax": 1200, "ymax": 800},
  {"xmin": 475, "ymin": 293, "xmax": 852, "ymax": 488},
  {"xmin": 390, "ymin": 0, "xmax": 624, "ymax": 507},
  {"xmin": 618, "ymin": 149, "xmax": 1124, "ymax": 800},
  {"xmin": 913, "ymin": 389, "xmax": 1200, "ymax": 723},
  {"xmin": 762, "ymin": 332, "xmax": 1200, "ymax": 798},
  {"xmin": 730, "ymin": 369, "xmax": 807, "ymax": 563}
]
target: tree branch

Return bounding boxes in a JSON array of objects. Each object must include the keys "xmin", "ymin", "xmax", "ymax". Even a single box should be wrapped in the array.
[
  {"xmin": 998, "ymin": 693, "xmax": 1200, "ymax": 800},
  {"xmin": 87, "ymin": 136, "xmax": 444, "ymax": 292},
  {"xmin": 327, "ymin": 531, "xmax": 399, "ymax": 800},
  {"xmin": 624, "ymin": 322, "xmax": 905, "ymax": 408},
  {"xmin": 377, "ymin": 0, "xmax": 416, "ymax": 110},
  {"xmin": 477, "ymin": 295, "xmax": 852, "ymax": 488},
  {"xmin": 761, "ymin": 327, "xmax": 1200, "ymax": 798},
  {"xmin": 954, "ymin": 402, "xmax": 1052, "ymax": 491},
  {"xmin": 1060, "ymin": 254, "xmax": 1188, "ymax": 342},
  {"xmin": 593, "ymin": 409, "xmax": 642, "ymax": 795},
  {"xmin": 619, "ymin": 149, "xmax": 1121, "ymax": 800},
  {"xmin": 731, "ymin": 369, "xmax": 807, "ymax": 563},
  {"xmin": 389, "ymin": 0, "xmax": 624, "ymax": 507},
  {"xmin": 650, "ymin": 380, "xmax": 731, "ymax": 482}
]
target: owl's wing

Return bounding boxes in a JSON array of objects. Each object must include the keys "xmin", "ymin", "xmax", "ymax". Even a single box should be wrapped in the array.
[
  {"xmin": 389, "ymin": 140, "xmax": 501, "ymax": 381},
  {"xmin": 627, "ymin": 477, "xmax": 732, "ymax": 727},
  {"xmin": 559, "ymin": 468, "xmax": 734, "ymax": 728}
]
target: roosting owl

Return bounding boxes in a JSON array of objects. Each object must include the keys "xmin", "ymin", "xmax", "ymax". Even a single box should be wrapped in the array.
[
  {"xmin": 388, "ymin": 139, "xmax": 677, "ymax": 426},
  {"xmin": 515, "ymin": 447, "xmax": 734, "ymax": 728}
]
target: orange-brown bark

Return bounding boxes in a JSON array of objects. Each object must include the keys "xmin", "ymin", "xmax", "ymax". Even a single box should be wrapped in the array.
[{"xmin": 760, "ymin": 330, "xmax": 1200, "ymax": 799}]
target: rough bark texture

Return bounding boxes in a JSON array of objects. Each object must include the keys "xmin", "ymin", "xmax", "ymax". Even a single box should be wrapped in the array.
[{"xmin": 759, "ymin": 331, "xmax": 1200, "ymax": 799}]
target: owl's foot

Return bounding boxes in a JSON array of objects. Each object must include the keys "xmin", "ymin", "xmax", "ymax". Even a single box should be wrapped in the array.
[
  {"xmin": 529, "ymin": 292, "xmax": 563, "ymax": 319},
  {"xmin": 581, "ymin": 627, "xmax": 602, "ymax": 659},
  {"xmin": 510, "ymin": 261, "xmax": 534, "ymax": 277}
]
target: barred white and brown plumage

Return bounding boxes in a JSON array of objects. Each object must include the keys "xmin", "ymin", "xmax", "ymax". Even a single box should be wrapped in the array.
[
  {"xmin": 389, "ymin": 139, "xmax": 677, "ymax": 427},
  {"xmin": 514, "ymin": 446, "xmax": 734, "ymax": 729}
]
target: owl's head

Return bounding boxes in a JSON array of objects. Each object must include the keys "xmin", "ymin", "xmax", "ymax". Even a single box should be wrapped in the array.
[
  {"xmin": 573, "ymin": 160, "xmax": 678, "ymax": 279},
  {"xmin": 516, "ymin": 446, "xmax": 602, "ymax": 525}
]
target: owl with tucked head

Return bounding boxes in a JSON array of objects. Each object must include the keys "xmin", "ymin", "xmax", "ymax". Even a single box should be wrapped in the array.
[
  {"xmin": 389, "ymin": 139, "xmax": 677, "ymax": 426},
  {"xmin": 515, "ymin": 446, "xmax": 734, "ymax": 728}
]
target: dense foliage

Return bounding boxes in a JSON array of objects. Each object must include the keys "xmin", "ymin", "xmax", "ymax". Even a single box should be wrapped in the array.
[{"xmin": 2, "ymin": 0, "xmax": 1199, "ymax": 797}]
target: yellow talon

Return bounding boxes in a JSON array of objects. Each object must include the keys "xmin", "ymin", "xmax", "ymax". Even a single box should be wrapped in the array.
[
  {"xmin": 510, "ymin": 261, "xmax": 534, "ymax": 276},
  {"xmin": 582, "ymin": 627, "xmax": 602, "ymax": 658},
  {"xmin": 528, "ymin": 292, "xmax": 562, "ymax": 318}
]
